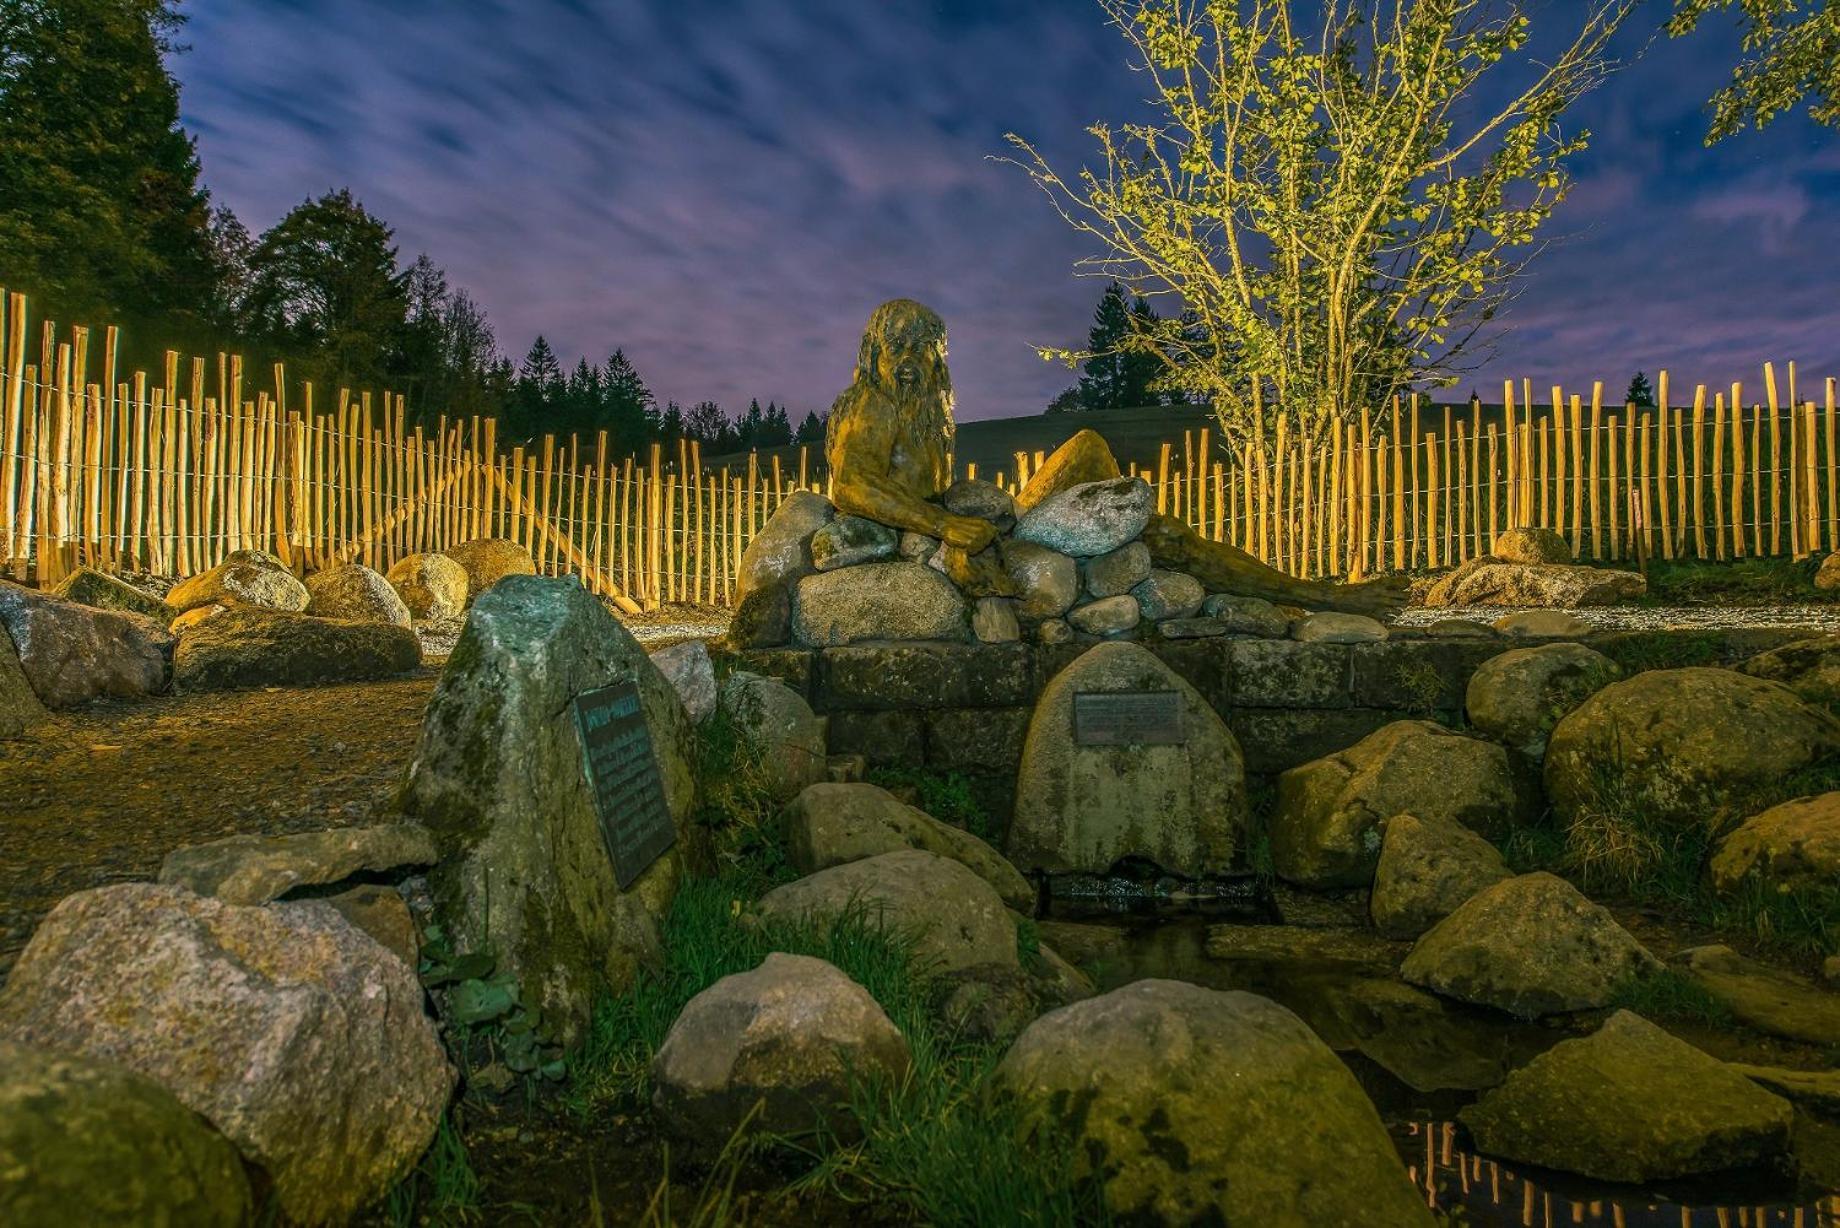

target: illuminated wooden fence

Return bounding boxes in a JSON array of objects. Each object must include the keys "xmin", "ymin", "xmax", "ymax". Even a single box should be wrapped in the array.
[{"xmin": 2, "ymin": 290, "xmax": 1836, "ymax": 612}]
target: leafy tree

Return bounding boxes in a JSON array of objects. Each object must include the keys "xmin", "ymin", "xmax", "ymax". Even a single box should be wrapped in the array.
[
  {"xmin": 1670, "ymin": 0, "xmax": 1840, "ymax": 140},
  {"xmin": 1626, "ymin": 371, "xmax": 1657, "ymax": 407},
  {"xmin": 0, "ymin": 0, "xmax": 219, "ymax": 328},
  {"xmin": 243, "ymin": 189, "xmax": 407, "ymax": 389},
  {"xmin": 1005, "ymin": 0, "xmax": 1632, "ymax": 444}
]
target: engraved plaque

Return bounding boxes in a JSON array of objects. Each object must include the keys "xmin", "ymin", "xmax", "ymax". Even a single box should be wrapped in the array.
[
  {"xmin": 1072, "ymin": 690, "xmax": 1185, "ymax": 746},
  {"xmin": 573, "ymin": 680, "xmax": 676, "ymax": 889}
]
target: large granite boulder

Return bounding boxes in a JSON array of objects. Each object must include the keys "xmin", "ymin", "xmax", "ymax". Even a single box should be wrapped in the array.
[
  {"xmin": 1674, "ymin": 944, "xmax": 1840, "ymax": 1047},
  {"xmin": 1009, "ymin": 641, "xmax": 1248, "ymax": 879},
  {"xmin": 991, "ymin": 980, "xmax": 1433, "ymax": 1226},
  {"xmin": 721, "ymin": 671, "xmax": 828, "ymax": 801},
  {"xmin": 726, "ymin": 580, "xmax": 792, "ymax": 649},
  {"xmin": 784, "ymin": 782, "xmax": 1032, "ymax": 910},
  {"xmin": 810, "ymin": 515, "xmax": 898, "ymax": 571},
  {"xmin": 1423, "ymin": 559, "xmax": 1644, "ymax": 607},
  {"xmin": 792, "ymin": 561, "xmax": 968, "ymax": 646},
  {"xmin": 386, "ymin": 552, "xmax": 469, "ymax": 620},
  {"xmin": 942, "ymin": 477, "xmax": 1017, "ymax": 526},
  {"xmin": 399, "ymin": 576, "xmax": 696, "ymax": 1044},
  {"xmin": 1492, "ymin": 526, "xmax": 1572, "ymax": 565},
  {"xmin": 738, "ymin": 490, "xmax": 833, "ymax": 600},
  {"xmin": 1709, "ymin": 791, "xmax": 1840, "ymax": 896},
  {"xmin": 1000, "ymin": 539, "xmax": 1078, "ymax": 622},
  {"xmin": 165, "ymin": 549, "xmax": 308, "ymax": 614},
  {"xmin": 0, "ymin": 883, "xmax": 452, "ymax": 1225},
  {"xmin": 1270, "ymin": 721, "xmax": 1516, "ymax": 889},
  {"xmin": 158, "ymin": 822, "xmax": 438, "ymax": 906},
  {"xmin": 1738, "ymin": 634, "xmax": 1840, "ymax": 707},
  {"xmin": 1369, "ymin": 812, "xmax": 1512, "ymax": 939},
  {"xmin": 0, "ymin": 626, "xmax": 45, "ymax": 737},
  {"xmin": 0, "ymin": 1040, "xmax": 251, "ymax": 1227},
  {"xmin": 0, "ymin": 580, "xmax": 171, "ymax": 707},
  {"xmin": 172, "ymin": 608, "xmax": 420, "ymax": 690},
  {"xmin": 1545, "ymin": 668, "xmax": 1840, "ymax": 831},
  {"xmin": 649, "ymin": 639, "xmax": 718, "ymax": 724},
  {"xmin": 651, "ymin": 953, "xmax": 911, "ymax": 1153},
  {"xmin": 1465, "ymin": 642, "xmax": 1620, "ymax": 761},
  {"xmin": 1083, "ymin": 541, "xmax": 1151, "ymax": 598},
  {"xmin": 757, "ymin": 849, "xmax": 1018, "ymax": 974},
  {"xmin": 1012, "ymin": 476, "xmax": 1154, "ymax": 557},
  {"xmin": 1131, "ymin": 568, "xmax": 1204, "ymax": 620},
  {"xmin": 1401, "ymin": 872, "xmax": 1657, "ymax": 1017},
  {"xmin": 303, "ymin": 562, "xmax": 412, "ymax": 626},
  {"xmin": 446, "ymin": 536, "xmax": 537, "ymax": 601},
  {"xmin": 50, "ymin": 566, "xmax": 169, "ymax": 620},
  {"xmin": 1460, "ymin": 1011, "xmax": 1792, "ymax": 1182}
]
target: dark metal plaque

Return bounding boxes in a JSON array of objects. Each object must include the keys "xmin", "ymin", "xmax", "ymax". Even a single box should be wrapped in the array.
[
  {"xmin": 573, "ymin": 680, "xmax": 676, "ymax": 889},
  {"xmin": 1072, "ymin": 690, "xmax": 1185, "ymax": 746}
]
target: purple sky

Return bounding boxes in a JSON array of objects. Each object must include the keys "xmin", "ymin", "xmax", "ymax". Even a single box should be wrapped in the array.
[{"xmin": 174, "ymin": 1, "xmax": 1840, "ymax": 421}]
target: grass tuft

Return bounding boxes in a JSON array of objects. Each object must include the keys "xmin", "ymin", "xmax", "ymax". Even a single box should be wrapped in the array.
[
  {"xmin": 867, "ymin": 766, "xmax": 996, "ymax": 843},
  {"xmin": 386, "ymin": 1112, "xmax": 481, "ymax": 1227},
  {"xmin": 1609, "ymin": 967, "xmax": 1735, "ymax": 1027}
]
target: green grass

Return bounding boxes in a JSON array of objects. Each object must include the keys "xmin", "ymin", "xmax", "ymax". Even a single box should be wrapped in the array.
[
  {"xmin": 1609, "ymin": 967, "xmax": 1735, "ymax": 1027},
  {"xmin": 866, "ymin": 766, "xmax": 995, "ymax": 843},
  {"xmin": 386, "ymin": 1113, "xmax": 482, "ymax": 1227},
  {"xmin": 1639, "ymin": 556, "xmax": 1836, "ymax": 607}
]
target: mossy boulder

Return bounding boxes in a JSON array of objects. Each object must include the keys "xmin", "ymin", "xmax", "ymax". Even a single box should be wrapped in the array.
[
  {"xmin": 1401, "ymin": 872, "xmax": 1657, "ymax": 1017},
  {"xmin": 303, "ymin": 562, "xmax": 412, "ymax": 625},
  {"xmin": 0, "ymin": 1040, "xmax": 251, "ymax": 1227},
  {"xmin": 50, "ymin": 566, "xmax": 169, "ymax": 619},
  {"xmin": 172, "ymin": 608, "xmax": 420, "ymax": 690},
  {"xmin": 0, "ymin": 623, "xmax": 45, "ymax": 738},
  {"xmin": 810, "ymin": 514, "xmax": 898, "ymax": 571},
  {"xmin": 738, "ymin": 490, "xmax": 833, "ymax": 600},
  {"xmin": 1461, "ymin": 1011, "xmax": 1792, "ymax": 1182},
  {"xmin": 992, "ymin": 980, "xmax": 1434, "ymax": 1226},
  {"xmin": 1013, "ymin": 476, "xmax": 1154, "ymax": 558},
  {"xmin": 721, "ymin": 671, "xmax": 828, "ymax": 802},
  {"xmin": 1009, "ymin": 641, "xmax": 1248, "ymax": 879},
  {"xmin": 386, "ymin": 552, "xmax": 469, "ymax": 620},
  {"xmin": 165, "ymin": 548, "xmax": 307, "ymax": 614},
  {"xmin": 651, "ymin": 953, "xmax": 910, "ymax": 1154},
  {"xmin": 1465, "ymin": 642, "xmax": 1620, "ymax": 762},
  {"xmin": 158, "ymin": 822, "xmax": 437, "ymax": 906},
  {"xmin": 0, "ymin": 579, "xmax": 172, "ymax": 707},
  {"xmin": 792, "ymin": 561, "xmax": 969, "ymax": 646},
  {"xmin": 757, "ymin": 849, "xmax": 1018, "ymax": 974},
  {"xmin": 784, "ymin": 781, "xmax": 1032, "ymax": 910},
  {"xmin": 1369, "ymin": 812, "xmax": 1512, "ymax": 939},
  {"xmin": 446, "ymin": 536, "xmax": 537, "ymax": 601},
  {"xmin": 399, "ymin": 575, "xmax": 697, "ymax": 1045},
  {"xmin": 1709, "ymin": 790, "xmax": 1840, "ymax": 896},
  {"xmin": 0, "ymin": 883, "xmax": 452, "ymax": 1225},
  {"xmin": 1737, "ymin": 633, "xmax": 1840, "ymax": 707},
  {"xmin": 1545, "ymin": 667, "xmax": 1840, "ymax": 832},
  {"xmin": 1270, "ymin": 720, "xmax": 1516, "ymax": 889}
]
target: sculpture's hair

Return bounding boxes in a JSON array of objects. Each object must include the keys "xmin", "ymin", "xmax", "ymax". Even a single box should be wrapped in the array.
[{"xmin": 839, "ymin": 298, "xmax": 955, "ymax": 451}]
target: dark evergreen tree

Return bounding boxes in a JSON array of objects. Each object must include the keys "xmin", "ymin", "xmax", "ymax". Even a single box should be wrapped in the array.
[
  {"xmin": 737, "ymin": 398, "xmax": 766, "ymax": 449},
  {"xmin": 1626, "ymin": 371, "xmax": 1657, "ymax": 408},
  {"xmin": 242, "ymin": 189, "xmax": 407, "ymax": 389},
  {"xmin": 684, "ymin": 400, "xmax": 729, "ymax": 448},
  {"xmin": 1047, "ymin": 387, "xmax": 1084, "ymax": 414},
  {"xmin": 602, "ymin": 348, "xmax": 655, "ymax": 456},
  {"xmin": 794, "ymin": 410, "xmax": 826, "ymax": 444},
  {"xmin": 1075, "ymin": 282, "xmax": 1166, "ymax": 411},
  {"xmin": 510, "ymin": 335, "xmax": 561, "ymax": 441},
  {"xmin": 657, "ymin": 400, "xmax": 686, "ymax": 445},
  {"xmin": 0, "ymin": 0, "xmax": 219, "ymax": 330},
  {"xmin": 758, "ymin": 401, "xmax": 793, "ymax": 447}
]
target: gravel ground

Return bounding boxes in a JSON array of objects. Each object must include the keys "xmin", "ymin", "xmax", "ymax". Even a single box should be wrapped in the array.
[{"xmin": 1397, "ymin": 603, "xmax": 1840, "ymax": 632}]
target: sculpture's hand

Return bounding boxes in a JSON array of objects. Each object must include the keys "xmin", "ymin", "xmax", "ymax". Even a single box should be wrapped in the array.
[{"xmin": 939, "ymin": 514, "xmax": 998, "ymax": 554}]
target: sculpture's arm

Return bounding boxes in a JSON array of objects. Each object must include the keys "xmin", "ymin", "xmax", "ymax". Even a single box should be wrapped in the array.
[{"xmin": 831, "ymin": 408, "xmax": 994, "ymax": 550}]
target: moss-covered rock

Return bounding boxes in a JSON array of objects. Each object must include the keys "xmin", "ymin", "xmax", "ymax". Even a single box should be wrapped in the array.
[
  {"xmin": 1737, "ymin": 633, "xmax": 1840, "ymax": 707},
  {"xmin": 721, "ymin": 671, "xmax": 828, "ymax": 802},
  {"xmin": 738, "ymin": 490, "xmax": 833, "ymax": 600},
  {"xmin": 1009, "ymin": 641, "xmax": 1248, "ymax": 879},
  {"xmin": 1465, "ymin": 641, "xmax": 1620, "ymax": 762},
  {"xmin": 158, "ymin": 822, "xmax": 437, "ymax": 906},
  {"xmin": 0, "ymin": 579, "xmax": 172, "ymax": 706},
  {"xmin": 992, "ymin": 980, "xmax": 1434, "ymax": 1226},
  {"xmin": 0, "ymin": 1040, "xmax": 250, "ymax": 1227},
  {"xmin": 172, "ymin": 607, "xmax": 420, "ymax": 690},
  {"xmin": 303, "ymin": 562, "xmax": 412, "ymax": 625},
  {"xmin": 1460, "ymin": 1011, "xmax": 1792, "ymax": 1181},
  {"xmin": 1709, "ymin": 790, "xmax": 1840, "ymax": 895},
  {"xmin": 50, "ymin": 565, "xmax": 170, "ymax": 619},
  {"xmin": 1545, "ymin": 667, "xmax": 1840, "ymax": 832},
  {"xmin": 1401, "ymin": 872, "xmax": 1657, "ymax": 1017},
  {"xmin": 386, "ymin": 552, "xmax": 469, "ymax": 620},
  {"xmin": 399, "ymin": 575, "xmax": 696, "ymax": 1045},
  {"xmin": 810, "ymin": 514, "xmax": 898, "ymax": 571},
  {"xmin": 446, "ymin": 536, "xmax": 537, "ymax": 602},
  {"xmin": 791, "ymin": 561, "xmax": 968, "ymax": 646},
  {"xmin": 0, "ymin": 622, "xmax": 45, "ymax": 738},
  {"xmin": 1369, "ymin": 812, "xmax": 1512, "ymax": 939},
  {"xmin": 757, "ymin": 849, "xmax": 1018, "ymax": 974},
  {"xmin": 1271, "ymin": 720, "xmax": 1516, "ymax": 889},
  {"xmin": 165, "ymin": 548, "xmax": 307, "ymax": 614}
]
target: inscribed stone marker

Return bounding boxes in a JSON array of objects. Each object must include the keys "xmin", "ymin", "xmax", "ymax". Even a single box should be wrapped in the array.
[
  {"xmin": 573, "ymin": 680, "xmax": 676, "ymax": 888},
  {"xmin": 1072, "ymin": 690, "xmax": 1185, "ymax": 746}
]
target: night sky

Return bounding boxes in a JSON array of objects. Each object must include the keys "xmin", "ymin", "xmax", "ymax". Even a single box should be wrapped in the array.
[{"xmin": 175, "ymin": 1, "xmax": 1839, "ymax": 421}]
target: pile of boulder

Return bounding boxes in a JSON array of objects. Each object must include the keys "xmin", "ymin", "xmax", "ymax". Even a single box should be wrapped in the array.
[
  {"xmin": 0, "ymin": 537, "xmax": 539, "ymax": 729},
  {"xmin": 730, "ymin": 472, "xmax": 1360, "ymax": 650},
  {"xmin": 1422, "ymin": 525, "xmax": 1646, "ymax": 608}
]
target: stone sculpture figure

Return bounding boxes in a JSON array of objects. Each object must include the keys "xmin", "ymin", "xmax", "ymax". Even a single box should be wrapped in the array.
[{"xmin": 826, "ymin": 298, "xmax": 1407, "ymax": 617}]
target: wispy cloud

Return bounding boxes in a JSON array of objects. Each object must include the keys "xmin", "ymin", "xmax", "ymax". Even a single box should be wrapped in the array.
[{"xmin": 174, "ymin": 0, "xmax": 1840, "ymax": 419}]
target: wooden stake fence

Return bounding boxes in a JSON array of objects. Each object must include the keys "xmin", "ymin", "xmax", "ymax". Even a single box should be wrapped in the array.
[{"xmin": 2, "ymin": 291, "xmax": 1836, "ymax": 610}]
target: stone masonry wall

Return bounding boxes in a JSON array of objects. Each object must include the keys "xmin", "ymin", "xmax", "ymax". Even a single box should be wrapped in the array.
[{"xmin": 738, "ymin": 625, "xmax": 1813, "ymax": 829}]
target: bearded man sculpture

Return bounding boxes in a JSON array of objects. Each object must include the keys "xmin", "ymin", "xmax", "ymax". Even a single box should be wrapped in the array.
[{"xmin": 826, "ymin": 298, "xmax": 1406, "ymax": 618}]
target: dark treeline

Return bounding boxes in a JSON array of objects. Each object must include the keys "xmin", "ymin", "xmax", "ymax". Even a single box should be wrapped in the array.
[{"xmin": 0, "ymin": 0, "xmax": 819, "ymax": 453}]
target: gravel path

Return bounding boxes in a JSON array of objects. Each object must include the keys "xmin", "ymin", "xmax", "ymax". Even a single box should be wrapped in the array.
[{"xmin": 1398, "ymin": 604, "xmax": 1840, "ymax": 633}]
